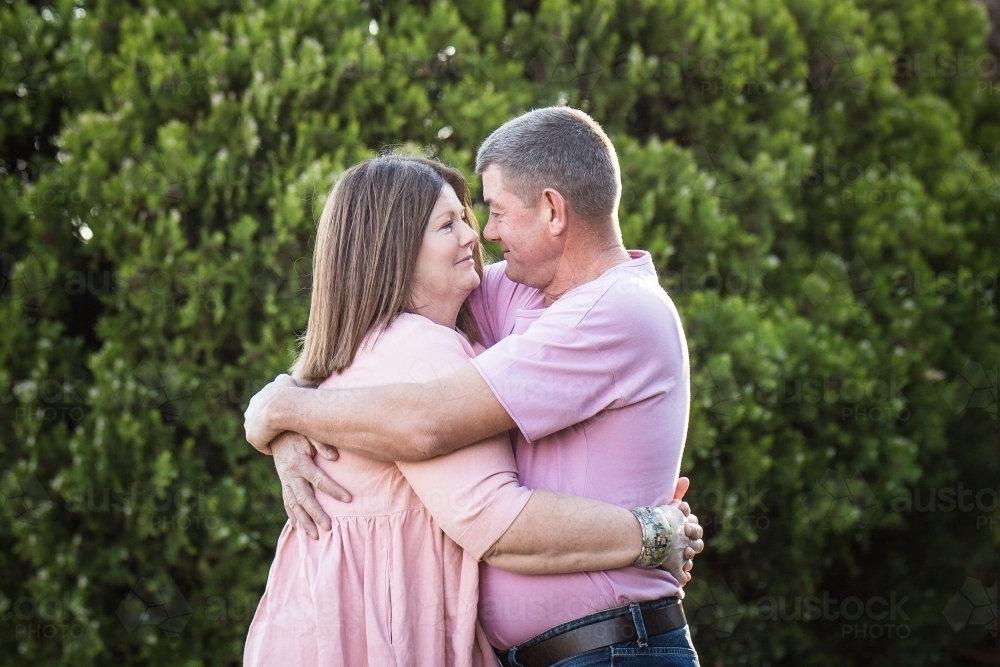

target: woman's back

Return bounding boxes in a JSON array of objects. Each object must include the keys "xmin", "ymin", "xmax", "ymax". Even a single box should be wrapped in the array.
[{"xmin": 244, "ymin": 313, "xmax": 530, "ymax": 667}]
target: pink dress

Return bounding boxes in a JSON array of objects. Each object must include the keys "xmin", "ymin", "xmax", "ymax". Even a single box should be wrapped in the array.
[{"xmin": 244, "ymin": 313, "xmax": 532, "ymax": 667}]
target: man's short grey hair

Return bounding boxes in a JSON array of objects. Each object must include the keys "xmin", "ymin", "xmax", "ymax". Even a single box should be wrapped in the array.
[{"xmin": 475, "ymin": 107, "xmax": 621, "ymax": 221}]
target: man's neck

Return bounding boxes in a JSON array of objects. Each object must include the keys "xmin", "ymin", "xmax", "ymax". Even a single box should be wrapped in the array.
[{"xmin": 541, "ymin": 242, "xmax": 631, "ymax": 306}]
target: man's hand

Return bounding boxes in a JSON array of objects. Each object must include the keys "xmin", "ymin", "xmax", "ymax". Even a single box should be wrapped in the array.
[
  {"xmin": 245, "ymin": 374, "xmax": 341, "ymax": 459},
  {"xmin": 271, "ymin": 431, "xmax": 353, "ymax": 539},
  {"xmin": 245, "ymin": 374, "xmax": 297, "ymax": 454}
]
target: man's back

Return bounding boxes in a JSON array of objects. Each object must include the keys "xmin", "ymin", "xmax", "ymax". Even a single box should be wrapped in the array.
[{"xmin": 468, "ymin": 250, "xmax": 691, "ymax": 647}]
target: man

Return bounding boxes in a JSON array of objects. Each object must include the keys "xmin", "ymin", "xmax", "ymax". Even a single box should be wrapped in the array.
[{"xmin": 245, "ymin": 107, "xmax": 702, "ymax": 666}]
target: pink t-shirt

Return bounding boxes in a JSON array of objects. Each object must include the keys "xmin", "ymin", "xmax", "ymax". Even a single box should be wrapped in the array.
[{"xmin": 468, "ymin": 250, "xmax": 691, "ymax": 648}]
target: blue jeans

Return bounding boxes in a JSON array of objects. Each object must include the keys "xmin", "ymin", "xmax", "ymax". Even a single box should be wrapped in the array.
[
  {"xmin": 550, "ymin": 625, "xmax": 700, "ymax": 667},
  {"xmin": 501, "ymin": 600, "xmax": 700, "ymax": 667}
]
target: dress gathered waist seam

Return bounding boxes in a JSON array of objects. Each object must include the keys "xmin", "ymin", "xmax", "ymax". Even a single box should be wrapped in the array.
[{"xmin": 321, "ymin": 505, "xmax": 429, "ymax": 520}]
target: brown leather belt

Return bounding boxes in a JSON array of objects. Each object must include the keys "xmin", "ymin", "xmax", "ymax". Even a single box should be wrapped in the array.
[{"xmin": 495, "ymin": 597, "xmax": 687, "ymax": 667}]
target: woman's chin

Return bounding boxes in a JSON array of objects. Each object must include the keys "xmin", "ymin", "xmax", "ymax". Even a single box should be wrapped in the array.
[{"xmin": 454, "ymin": 268, "xmax": 480, "ymax": 292}]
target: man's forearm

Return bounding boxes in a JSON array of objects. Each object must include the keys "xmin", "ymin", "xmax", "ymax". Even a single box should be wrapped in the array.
[
  {"xmin": 266, "ymin": 384, "xmax": 430, "ymax": 461},
  {"xmin": 267, "ymin": 373, "xmax": 510, "ymax": 461}
]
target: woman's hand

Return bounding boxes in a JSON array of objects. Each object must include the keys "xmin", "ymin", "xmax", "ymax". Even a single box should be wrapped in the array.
[
  {"xmin": 658, "ymin": 476, "xmax": 705, "ymax": 584},
  {"xmin": 271, "ymin": 431, "xmax": 353, "ymax": 539}
]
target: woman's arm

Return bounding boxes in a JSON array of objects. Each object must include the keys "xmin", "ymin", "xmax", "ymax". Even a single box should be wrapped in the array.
[
  {"xmin": 396, "ymin": 432, "xmax": 702, "ymax": 581},
  {"xmin": 480, "ymin": 491, "xmax": 696, "ymax": 577}
]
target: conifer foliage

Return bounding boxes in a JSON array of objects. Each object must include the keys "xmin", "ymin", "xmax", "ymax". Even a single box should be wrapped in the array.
[{"xmin": 1, "ymin": 1, "xmax": 997, "ymax": 664}]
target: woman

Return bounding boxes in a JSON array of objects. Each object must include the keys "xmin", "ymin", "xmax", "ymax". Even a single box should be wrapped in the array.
[{"xmin": 244, "ymin": 155, "xmax": 694, "ymax": 667}]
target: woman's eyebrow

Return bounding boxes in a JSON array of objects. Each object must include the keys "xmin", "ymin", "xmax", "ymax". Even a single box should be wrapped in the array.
[{"xmin": 434, "ymin": 207, "xmax": 463, "ymax": 222}]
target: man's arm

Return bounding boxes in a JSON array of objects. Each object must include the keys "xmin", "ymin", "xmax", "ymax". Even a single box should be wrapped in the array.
[{"xmin": 245, "ymin": 365, "xmax": 514, "ymax": 461}]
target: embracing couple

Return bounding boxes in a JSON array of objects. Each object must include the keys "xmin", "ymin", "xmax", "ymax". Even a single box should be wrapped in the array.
[{"xmin": 241, "ymin": 107, "xmax": 706, "ymax": 667}]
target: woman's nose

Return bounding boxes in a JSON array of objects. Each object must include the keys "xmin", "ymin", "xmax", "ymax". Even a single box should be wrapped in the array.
[{"xmin": 460, "ymin": 222, "xmax": 477, "ymax": 248}]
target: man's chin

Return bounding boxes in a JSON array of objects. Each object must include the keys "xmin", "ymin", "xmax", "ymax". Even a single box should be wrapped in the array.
[{"xmin": 503, "ymin": 262, "xmax": 523, "ymax": 283}]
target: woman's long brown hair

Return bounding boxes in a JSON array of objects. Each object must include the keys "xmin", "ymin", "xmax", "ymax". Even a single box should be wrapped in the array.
[{"xmin": 289, "ymin": 154, "xmax": 484, "ymax": 387}]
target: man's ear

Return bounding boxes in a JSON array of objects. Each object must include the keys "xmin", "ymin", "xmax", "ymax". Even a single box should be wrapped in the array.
[{"xmin": 541, "ymin": 188, "xmax": 569, "ymax": 236}]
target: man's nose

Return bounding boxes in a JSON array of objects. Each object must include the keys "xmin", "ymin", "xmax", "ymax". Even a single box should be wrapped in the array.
[{"xmin": 482, "ymin": 216, "xmax": 499, "ymax": 242}]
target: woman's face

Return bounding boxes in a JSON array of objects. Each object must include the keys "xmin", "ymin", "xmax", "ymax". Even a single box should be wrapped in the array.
[{"xmin": 409, "ymin": 183, "xmax": 481, "ymax": 324}]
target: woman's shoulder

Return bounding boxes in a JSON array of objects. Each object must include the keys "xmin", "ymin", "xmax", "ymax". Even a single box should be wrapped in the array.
[
  {"xmin": 378, "ymin": 313, "xmax": 473, "ymax": 348},
  {"xmin": 363, "ymin": 313, "xmax": 476, "ymax": 382}
]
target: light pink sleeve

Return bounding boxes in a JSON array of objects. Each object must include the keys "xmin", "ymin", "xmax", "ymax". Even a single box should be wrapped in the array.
[
  {"xmin": 466, "ymin": 261, "xmax": 535, "ymax": 349},
  {"xmin": 466, "ymin": 262, "xmax": 505, "ymax": 347},
  {"xmin": 394, "ymin": 322, "xmax": 533, "ymax": 560},
  {"xmin": 470, "ymin": 317, "xmax": 620, "ymax": 443}
]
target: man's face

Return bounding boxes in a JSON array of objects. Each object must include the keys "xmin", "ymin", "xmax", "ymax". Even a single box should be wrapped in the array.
[{"xmin": 480, "ymin": 165, "xmax": 560, "ymax": 288}]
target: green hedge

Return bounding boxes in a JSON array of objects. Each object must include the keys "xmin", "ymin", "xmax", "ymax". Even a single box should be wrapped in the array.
[{"xmin": 1, "ymin": 0, "xmax": 997, "ymax": 665}]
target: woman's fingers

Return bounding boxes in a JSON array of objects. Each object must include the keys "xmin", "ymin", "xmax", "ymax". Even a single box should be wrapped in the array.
[
  {"xmin": 308, "ymin": 437, "xmax": 339, "ymax": 461},
  {"xmin": 683, "ymin": 518, "xmax": 703, "ymax": 542},
  {"xmin": 666, "ymin": 499, "xmax": 691, "ymax": 516},
  {"xmin": 281, "ymin": 483, "xmax": 298, "ymax": 528},
  {"xmin": 291, "ymin": 502, "xmax": 319, "ymax": 540},
  {"xmin": 291, "ymin": 477, "xmax": 333, "ymax": 532},
  {"xmin": 297, "ymin": 460, "xmax": 351, "ymax": 504},
  {"xmin": 289, "ymin": 437, "xmax": 348, "ymax": 502}
]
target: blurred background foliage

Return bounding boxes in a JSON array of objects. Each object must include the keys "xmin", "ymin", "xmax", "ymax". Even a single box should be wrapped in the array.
[{"xmin": 1, "ymin": 0, "xmax": 997, "ymax": 665}]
